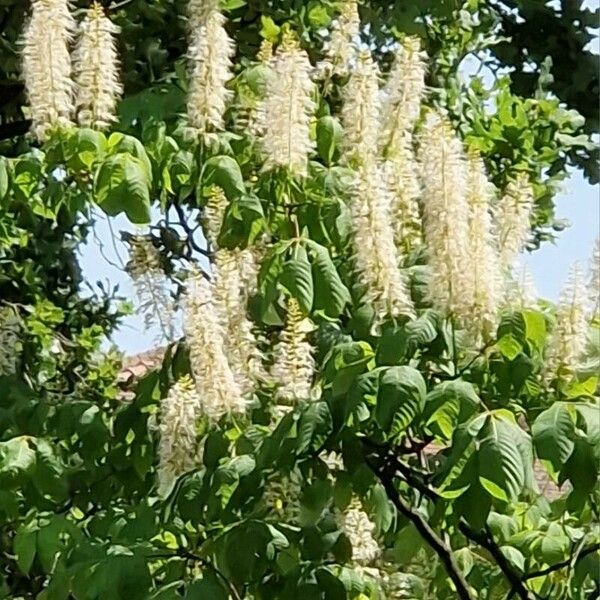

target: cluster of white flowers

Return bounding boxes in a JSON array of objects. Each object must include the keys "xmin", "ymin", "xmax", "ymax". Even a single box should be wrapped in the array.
[
  {"xmin": 543, "ymin": 263, "xmax": 589, "ymax": 383},
  {"xmin": 417, "ymin": 110, "xmax": 472, "ymax": 322},
  {"xmin": 213, "ymin": 248, "xmax": 266, "ymax": 395},
  {"xmin": 259, "ymin": 29, "xmax": 316, "ymax": 176},
  {"xmin": 22, "ymin": 0, "xmax": 76, "ymax": 140},
  {"xmin": 341, "ymin": 50, "xmax": 380, "ymax": 165},
  {"xmin": 320, "ymin": 0, "xmax": 360, "ymax": 77},
  {"xmin": 184, "ymin": 271, "xmax": 247, "ymax": 419},
  {"xmin": 465, "ymin": 151, "xmax": 502, "ymax": 340},
  {"xmin": 338, "ymin": 499, "xmax": 381, "ymax": 565},
  {"xmin": 497, "ymin": 173, "xmax": 534, "ymax": 269},
  {"xmin": 187, "ymin": 0, "xmax": 234, "ymax": 134},
  {"xmin": 505, "ymin": 260, "xmax": 538, "ymax": 310},
  {"xmin": 380, "ymin": 37, "xmax": 427, "ymax": 158},
  {"xmin": 157, "ymin": 374, "xmax": 202, "ymax": 497},
  {"xmin": 202, "ymin": 185, "xmax": 228, "ymax": 248},
  {"xmin": 127, "ymin": 235, "xmax": 175, "ymax": 342},
  {"xmin": 0, "ymin": 308, "xmax": 20, "ymax": 376},
  {"xmin": 72, "ymin": 3, "xmax": 122, "ymax": 129},
  {"xmin": 588, "ymin": 237, "xmax": 599, "ymax": 318},
  {"xmin": 350, "ymin": 161, "xmax": 415, "ymax": 327},
  {"xmin": 270, "ymin": 297, "xmax": 317, "ymax": 410}
]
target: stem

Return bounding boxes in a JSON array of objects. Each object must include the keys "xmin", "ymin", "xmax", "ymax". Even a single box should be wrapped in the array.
[
  {"xmin": 459, "ymin": 521, "xmax": 536, "ymax": 600},
  {"xmin": 523, "ymin": 543, "xmax": 600, "ymax": 581},
  {"xmin": 365, "ymin": 456, "xmax": 475, "ymax": 600}
]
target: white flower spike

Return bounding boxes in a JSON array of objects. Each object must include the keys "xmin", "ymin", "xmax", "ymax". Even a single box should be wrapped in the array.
[
  {"xmin": 73, "ymin": 3, "xmax": 122, "ymax": 129},
  {"xmin": 22, "ymin": 0, "xmax": 75, "ymax": 140}
]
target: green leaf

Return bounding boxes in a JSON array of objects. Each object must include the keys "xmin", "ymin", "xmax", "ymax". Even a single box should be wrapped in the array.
[
  {"xmin": 323, "ymin": 341, "xmax": 374, "ymax": 397},
  {"xmin": 532, "ymin": 402, "xmax": 576, "ymax": 469},
  {"xmin": 107, "ymin": 132, "xmax": 152, "ymax": 180},
  {"xmin": 306, "ymin": 240, "xmax": 350, "ymax": 317},
  {"xmin": 423, "ymin": 380, "xmax": 480, "ymax": 440},
  {"xmin": 496, "ymin": 334, "xmax": 523, "ymax": 360},
  {"xmin": 66, "ymin": 128, "xmax": 107, "ymax": 171},
  {"xmin": 201, "ymin": 155, "xmax": 245, "ymax": 200},
  {"xmin": 14, "ymin": 528, "xmax": 37, "ymax": 574},
  {"xmin": 94, "ymin": 153, "xmax": 151, "ymax": 224},
  {"xmin": 219, "ymin": 194, "xmax": 265, "ymax": 248},
  {"xmin": 375, "ymin": 366, "xmax": 426, "ymax": 435},
  {"xmin": 279, "ymin": 244, "xmax": 314, "ymax": 313},
  {"xmin": 316, "ymin": 116, "xmax": 342, "ymax": 165},
  {"xmin": 500, "ymin": 546, "xmax": 525, "ymax": 572},
  {"xmin": 477, "ymin": 412, "xmax": 526, "ymax": 502},
  {"xmin": 260, "ymin": 15, "xmax": 280, "ymax": 42},
  {"xmin": 0, "ymin": 157, "xmax": 9, "ymax": 201},
  {"xmin": 522, "ymin": 309, "xmax": 546, "ymax": 351}
]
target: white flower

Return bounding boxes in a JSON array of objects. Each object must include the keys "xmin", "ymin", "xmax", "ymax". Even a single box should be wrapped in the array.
[
  {"xmin": 260, "ymin": 30, "xmax": 316, "ymax": 175},
  {"xmin": 380, "ymin": 36, "xmax": 427, "ymax": 158},
  {"xmin": 187, "ymin": 8, "xmax": 234, "ymax": 134},
  {"xmin": 417, "ymin": 110, "xmax": 471, "ymax": 322},
  {"xmin": 464, "ymin": 152, "xmax": 502, "ymax": 340},
  {"xmin": 505, "ymin": 260, "xmax": 538, "ymax": 309},
  {"xmin": 587, "ymin": 237, "xmax": 599, "ymax": 319},
  {"xmin": 202, "ymin": 185, "xmax": 228, "ymax": 248},
  {"xmin": 382, "ymin": 137, "xmax": 422, "ymax": 257},
  {"xmin": 213, "ymin": 248, "xmax": 267, "ymax": 394},
  {"xmin": 187, "ymin": 0, "xmax": 220, "ymax": 32},
  {"xmin": 320, "ymin": 0, "xmax": 360, "ymax": 77},
  {"xmin": 543, "ymin": 263, "xmax": 589, "ymax": 383},
  {"xmin": 184, "ymin": 272, "xmax": 247, "ymax": 419},
  {"xmin": 341, "ymin": 49, "xmax": 380, "ymax": 165},
  {"xmin": 0, "ymin": 308, "xmax": 20, "ymax": 376},
  {"xmin": 350, "ymin": 160, "xmax": 415, "ymax": 328},
  {"xmin": 72, "ymin": 3, "xmax": 122, "ymax": 129},
  {"xmin": 339, "ymin": 499, "xmax": 380, "ymax": 565},
  {"xmin": 157, "ymin": 375, "xmax": 202, "ymax": 497},
  {"xmin": 22, "ymin": 0, "xmax": 75, "ymax": 140},
  {"xmin": 270, "ymin": 297, "xmax": 317, "ymax": 408},
  {"xmin": 127, "ymin": 235, "xmax": 175, "ymax": 342},
  {"xmin": 497, "ymin": 173, "xmax": 534, "ymax": 269}
]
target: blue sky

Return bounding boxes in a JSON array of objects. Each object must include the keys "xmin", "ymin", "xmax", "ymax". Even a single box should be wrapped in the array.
[{"xmin": 79, "ymin": 170, "xmax": 599, "ymax": 356}]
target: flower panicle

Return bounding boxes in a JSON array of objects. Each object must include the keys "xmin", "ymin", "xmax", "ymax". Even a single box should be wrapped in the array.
[
  {"xmin": 382, "ymin": 135, "xmax": 422, "ymax": 257},
  {"xmin": 380, "ymin": 36, "xmax": 427, "ymax": 158},
  {"xmin": 187, "ymin": 5, "xmax": 235, "ymax": 134},
  {"xmin": 341, "ymin": 49, "xmax": 380, "ymax": 165},
  {"xmin": 417, "ymin": 109, "xmax": 471, "ymax": 321},
  {"xmin": 157, "ymin": 374, "xmax": 202, "ymax": 497},
  {"xmin": 338, "ymin": 499, "xmax": 380, "ymax": 565},
  {"xmin": 260, "ymin": 29, "xmax": 316, "ymax": 176},
  {"xmin": 587, "ymin": 237, "xmax": 599, "ymax": 318},
  {"xmin": 505, "ymin": 260, "xmax": 538, "ymax": 310},
  {"xmin": 73, "ymin": 2, "xmax": 122, "ymax": 129},
  {"xmin": 350, "ymin": 160, "xmax": 415, "ymax": 328},
  {"xmin": 127, "ymin": 235, "xmax": 175, "ymax": 342},
  {"xmin": 497, "ymin": 173, "xmax": 534, "ymax": 269},
  {"xmin": 321, "ymin": 0, "xmax": 360, "ymax": 77},
  {"xmin": 184, "ymin": 272, "xmax": 247, "ymax": 420},
  {"xmin": 270, "ymin": 297, "xmax": 317, "ymax": 411},
  {"xmin": 213, "ymin": 248, "xmax": 267, "ymax": 395},
  {"xmin": 22, "ymin": 0, "xmax": 76, "ymax": 140},
  {"xmin": 202, "ymin": 185, "xmax": 228, "ymax": 248},
  {"xmin": 543, "ymin": 263, "xmax": 589, "ymax": 384},
  {"xmin": 464, "ymin": 151, "xmax": 503, "ymax": 340}
]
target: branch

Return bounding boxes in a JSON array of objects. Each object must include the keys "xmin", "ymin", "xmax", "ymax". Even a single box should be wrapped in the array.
[
  {"xmin": 0, "ymin": 119, "xmax": 31, "ymax": 141},
  {"xmin": 459, "ymin": 521, "xmax": 536, "ymax": 600},
  {"xmin": 172, "ymin": 202, "xmax": 212, "ymax": 259},
  {"xmin": 523, "ymin": 542, "xmax": 600, "ymax": 581},
  {"xmin": 365, "ymin": 456, "xmax": 475, "ymax": 600}
]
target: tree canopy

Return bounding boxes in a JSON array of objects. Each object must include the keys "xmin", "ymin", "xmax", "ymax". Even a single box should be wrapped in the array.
[{"xmin": 0, "ymin": 1, "xmax": 598, "ymax": 599}]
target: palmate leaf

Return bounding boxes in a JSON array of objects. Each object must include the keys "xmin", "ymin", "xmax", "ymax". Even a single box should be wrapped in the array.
[{"xmin": 532, "ymin": 401, "xmax": 577, "ymax": 470}]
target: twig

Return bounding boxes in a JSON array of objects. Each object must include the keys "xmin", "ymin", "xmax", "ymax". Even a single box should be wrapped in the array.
[
  {"xmin": 459, "ymin": 521, "xmax": 536, "ymax": 600},
  {"xmin": 366, "ymin": 457, "xmax": 475, "ymax": 600},
  {"xmin": 523, "ymin": 543, "xmax": 600, "ymax": 581}
]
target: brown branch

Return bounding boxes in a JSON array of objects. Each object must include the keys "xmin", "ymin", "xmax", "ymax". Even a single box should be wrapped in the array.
[
  {"xmin": 365, "ymin": 456, "xmax": 475, "ymax": 600},
  {"xmin": 459, "ymin": 521, "xmax": 536, "ymax": 600},
  {"xmin": 523, "ymin": 542, "xmax": 600, "ymax": 581}
]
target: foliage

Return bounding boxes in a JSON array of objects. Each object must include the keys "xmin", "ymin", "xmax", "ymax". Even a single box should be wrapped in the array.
[{"xmin": 0, "ymin": 1, "xmax": 598, "ymax": 600}]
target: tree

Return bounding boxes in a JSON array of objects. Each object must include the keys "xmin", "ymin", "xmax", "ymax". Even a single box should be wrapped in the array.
[{"xmin": 0, "ymin": 1, "xmax": 598, "ymax": 599}]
